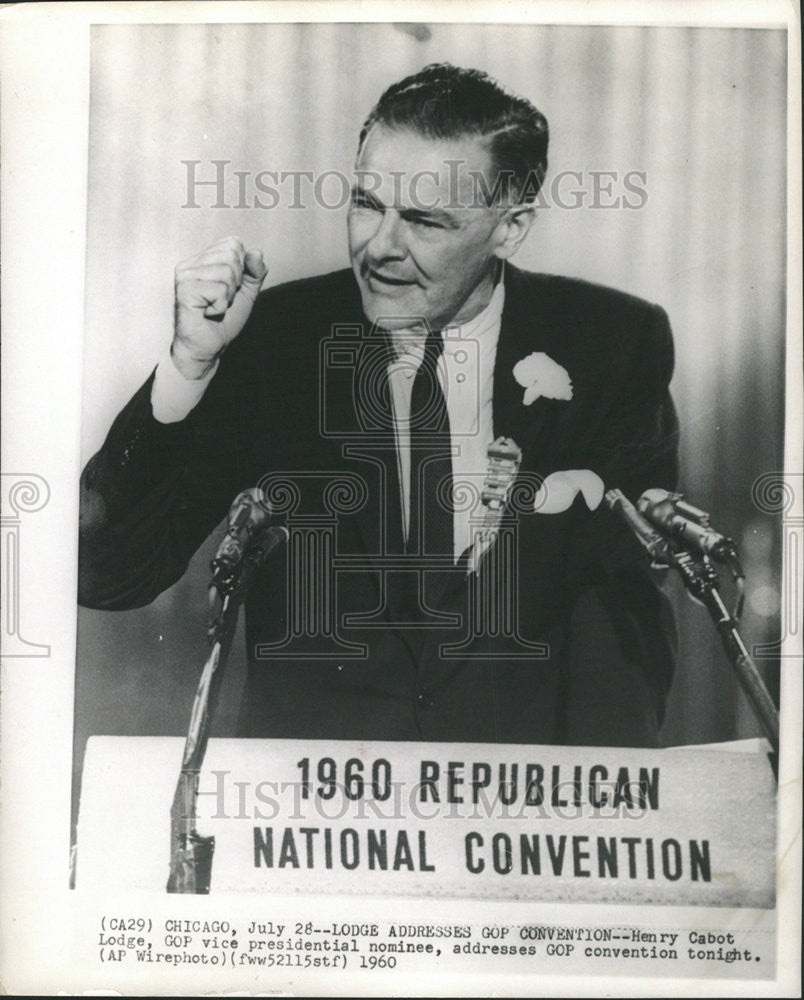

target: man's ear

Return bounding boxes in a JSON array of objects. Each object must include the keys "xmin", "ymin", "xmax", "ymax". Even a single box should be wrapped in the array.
[{"xmin": 493, "ymin": 205, "xmax": 535, "ymax": 260}]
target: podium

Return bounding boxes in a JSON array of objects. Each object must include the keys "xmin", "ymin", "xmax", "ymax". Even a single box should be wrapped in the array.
[{"xmin": 75, "ymin": 736, "xmax": 775, "ymax": 907}]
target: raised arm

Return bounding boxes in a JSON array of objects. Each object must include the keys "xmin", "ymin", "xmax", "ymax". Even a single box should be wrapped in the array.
[{"xmin": 78, "ymin": 237, "xmax": 267, "ymax": 609}]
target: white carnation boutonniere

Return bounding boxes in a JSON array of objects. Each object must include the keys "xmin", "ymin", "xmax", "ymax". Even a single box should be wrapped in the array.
[{"xmin": 513, "ymin": 352, "xmax": 573, "ymax": 406}]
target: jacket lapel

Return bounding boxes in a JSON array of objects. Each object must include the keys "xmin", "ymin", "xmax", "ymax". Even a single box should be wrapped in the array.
[{"xmin": 493, "ymin": 264, "xmax": 563, "ymax": 473}]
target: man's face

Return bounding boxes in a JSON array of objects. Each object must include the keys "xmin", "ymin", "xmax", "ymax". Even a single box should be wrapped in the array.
[{"xmin": 348, "ymin": 125, "xmax": 512, "ymax": 331}]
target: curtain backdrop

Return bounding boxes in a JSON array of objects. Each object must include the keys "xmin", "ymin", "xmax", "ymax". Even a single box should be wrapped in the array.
[{"xmin": 76, "ymin": 23, "xmax": 787, "ymax": 820}]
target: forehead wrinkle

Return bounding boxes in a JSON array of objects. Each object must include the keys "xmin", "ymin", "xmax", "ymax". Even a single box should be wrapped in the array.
[{"xmin": 355, "ymin": 125, "xmax": 495, "ymax": 203}]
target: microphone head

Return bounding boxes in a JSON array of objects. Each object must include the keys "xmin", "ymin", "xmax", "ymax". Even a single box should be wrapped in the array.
[
  {"xmin": 237, "ymin": 486, "xmax": 267, "ymax": 505},
  {"xmin": 638, "ymin": 487, "xmax": 673, "ymax": 509},
  {"xmin": 229, "ymin": 487, "xmax": 272, "ymax": 529}
]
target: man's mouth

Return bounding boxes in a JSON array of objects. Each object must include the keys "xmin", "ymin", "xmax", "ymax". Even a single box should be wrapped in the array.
[{"xmin": 365, "ymin": 267, "xmax": 415, "ymax": 288}]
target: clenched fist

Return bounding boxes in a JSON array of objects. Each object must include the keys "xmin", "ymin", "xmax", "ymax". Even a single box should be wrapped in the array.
[{"xmin": 172, "ymin": 236, "xmax": 268, "ymax": 379}]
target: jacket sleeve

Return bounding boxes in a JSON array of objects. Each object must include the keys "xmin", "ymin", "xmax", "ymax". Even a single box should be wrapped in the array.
[
  {"xmin": 78, "ymin": 335, "xmax": 266, "ymax": 610},
  {"xmin": 561, "ymin": 303, "xmax": 680, "ymax": 742}
]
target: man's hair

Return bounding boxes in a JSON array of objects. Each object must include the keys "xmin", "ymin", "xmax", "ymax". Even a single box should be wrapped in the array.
[{"xmin": 358, "ymin": 63, "xmax": 549, "ymax": 205}]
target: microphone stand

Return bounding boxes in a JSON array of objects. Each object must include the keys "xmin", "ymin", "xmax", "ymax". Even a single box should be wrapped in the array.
[
  {"xmin": 605, "ymin": 490, "xmax": 779, "ymax": 761},
  {"xmin": 669, "ymin": 548, "xmax": 779, "ymax": 759},
  {"xmin": 166, "ymin": 523, "xmax": 287, "ymax": 894}
]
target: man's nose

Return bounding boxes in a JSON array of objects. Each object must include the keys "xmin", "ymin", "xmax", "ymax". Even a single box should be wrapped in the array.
[{"xmin": 365, "ymin": 209, "xmax": 407, "ymax": 263}]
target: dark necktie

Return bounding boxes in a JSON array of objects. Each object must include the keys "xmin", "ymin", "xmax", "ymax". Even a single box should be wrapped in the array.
[{"xmin": 407, "ymin": 331, "xmax": 454, "ymax": 560}]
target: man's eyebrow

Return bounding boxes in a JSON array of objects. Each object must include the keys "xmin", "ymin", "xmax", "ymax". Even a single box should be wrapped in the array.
[
  {"xmin": 351, "ymin": 183, "xmax": 385, "ymax": 209},
  {"xmin": 399, "ymin": 206, "xmax": 459, "ymax": 228},
  {"xmin": 351, "ymin": 184, "xmax": 460, "ymax": 228}
]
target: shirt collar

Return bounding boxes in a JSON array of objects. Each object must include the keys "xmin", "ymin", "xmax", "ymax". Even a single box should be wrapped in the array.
[
  {"xmin": 390, "ymin": 267, "xmax": 506, "ymax": 360},
  {"xmin": 442, "ymin": 273, "xmax": 505, "ymax": 354}
]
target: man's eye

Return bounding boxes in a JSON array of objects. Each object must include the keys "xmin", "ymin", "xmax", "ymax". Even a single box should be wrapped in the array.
[
  {"xmin": 351, "ymin": 195, "xmax": 378, "ymax": 210},
  {"xmin": 410, "ymin": 216, "xmax": 443, "ymax": 230}
]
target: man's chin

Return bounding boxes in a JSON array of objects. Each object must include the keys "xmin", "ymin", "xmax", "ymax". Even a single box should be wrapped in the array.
[{"xmin": 356, "ymin": 287, "xmax": 430, "ymax": 332}]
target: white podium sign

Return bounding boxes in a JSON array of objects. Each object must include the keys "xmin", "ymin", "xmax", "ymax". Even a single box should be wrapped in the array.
[{"xmin": 76, "ymin": 737, "xmax": 775, "ymax": 907}]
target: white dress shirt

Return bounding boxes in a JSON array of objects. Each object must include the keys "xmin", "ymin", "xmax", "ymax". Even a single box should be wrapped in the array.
[
  {"xmin": 151, "ymin": 279, "xmax": 505, "ymax": 562},
  {"xmin": 386, "ymin": 280, "xmax": 504, "ymax": 560}
]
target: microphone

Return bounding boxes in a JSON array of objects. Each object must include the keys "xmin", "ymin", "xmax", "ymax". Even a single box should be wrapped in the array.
[
  {"xmin": 604, "ymin": 489, "xmax": 674, "ymax": 565},
  {"xmin": 211, "ymin": 487, "xmax": 281, "ymax": 582},
  {"xmin": 637, "ymin": 488, "xmax": 736, "ymax": 563}
]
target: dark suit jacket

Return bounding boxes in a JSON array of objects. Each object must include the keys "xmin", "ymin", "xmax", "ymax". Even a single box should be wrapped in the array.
[{"xmin": 79, "ymin": 264, "xmax": 679, "ymax": 747}]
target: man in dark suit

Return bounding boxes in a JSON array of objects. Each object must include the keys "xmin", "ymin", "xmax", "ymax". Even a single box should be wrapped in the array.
[{"xmin": 79, "ymin": 64, "xmax": 678, "ymax": 747}]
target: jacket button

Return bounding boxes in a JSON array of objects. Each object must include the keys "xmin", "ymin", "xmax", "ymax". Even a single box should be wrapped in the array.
[{"xmin": 416, "ymin": 692, "xmax": 433, "ymax": 709}]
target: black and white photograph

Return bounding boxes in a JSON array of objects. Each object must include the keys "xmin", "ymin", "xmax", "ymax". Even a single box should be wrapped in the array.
[{"xmin": 0, "ymin": 3, "xmax": 800, "ymax": 996}]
